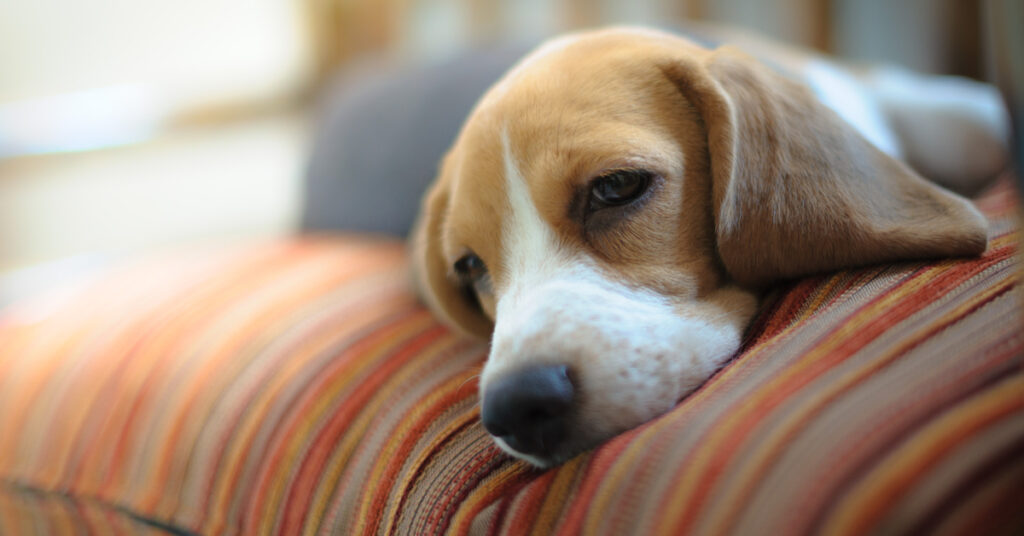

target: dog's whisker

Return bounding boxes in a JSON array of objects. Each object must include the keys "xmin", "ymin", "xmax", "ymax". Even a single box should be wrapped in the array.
[{"xmin": 458, "ymin": 373, "xmax": 482, "ymax": 394}]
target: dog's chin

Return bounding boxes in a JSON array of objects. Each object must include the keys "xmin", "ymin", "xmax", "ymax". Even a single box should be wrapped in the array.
[{"xmin": 492, "ymin": 434, "xmax": 590, "ymax": 469}]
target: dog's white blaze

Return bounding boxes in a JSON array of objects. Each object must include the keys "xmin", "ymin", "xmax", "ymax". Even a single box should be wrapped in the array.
[
  {"xmin": 487, "ymin": 129, "xmax": 747, "ymax": 463},
  {"xmin": 498, "ymin": 128, "xmax": 566, "ymax": 297}
]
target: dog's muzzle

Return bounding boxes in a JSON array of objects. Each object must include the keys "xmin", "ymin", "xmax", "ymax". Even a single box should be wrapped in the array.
[{"xmin": 480, "ymin": 364, "xmax": 575, "ymax": 457}]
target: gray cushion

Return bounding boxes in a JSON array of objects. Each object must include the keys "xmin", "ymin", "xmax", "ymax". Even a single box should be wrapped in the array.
[{"xmin": 302, "ymin": 44, "xmax": 534, "ymax": 237}]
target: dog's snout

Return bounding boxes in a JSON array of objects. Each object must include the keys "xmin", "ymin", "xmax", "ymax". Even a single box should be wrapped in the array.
[{"xmin": 481, "ymin": 364, "xmax": 575, "ymax": 456}]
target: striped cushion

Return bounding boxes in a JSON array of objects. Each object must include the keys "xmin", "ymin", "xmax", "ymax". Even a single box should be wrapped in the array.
[{"xmin": 0, "ymin": 183, "xmax": 1021, "ymax": 535}]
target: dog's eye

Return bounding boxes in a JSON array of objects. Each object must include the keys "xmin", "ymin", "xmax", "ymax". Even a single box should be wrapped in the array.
[
  {"xmin": 454, "ymin": 253, "xmax": 487, "ymax": 282},
  {"xmin": 589, "ymin": 170, "xmax": 652, "ymax": 209}
]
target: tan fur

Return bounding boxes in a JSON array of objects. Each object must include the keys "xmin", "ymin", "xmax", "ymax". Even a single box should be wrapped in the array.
[{"xmin": 410, "ymin": 27, "xmax": 993, "ymax": 465}]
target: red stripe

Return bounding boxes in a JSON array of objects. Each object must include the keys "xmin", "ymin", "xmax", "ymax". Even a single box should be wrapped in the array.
[
  {"xmin": 504, "ymin": 469, "xmax": 557, "ymax": 536},
  {"xmin": 668, "ymin": 256, "xmax": 1006, "ymax": 533},
  {"xmin": 913, "ymin": 423, "xmax": 1024, "ymax": 534},
  {"xmin": 255, "ymin": 322, "xmax": 449, "ymax": 534},
  {"xmin": 555, "ymin": 436, "xmax": 631, "ymax": 533}
]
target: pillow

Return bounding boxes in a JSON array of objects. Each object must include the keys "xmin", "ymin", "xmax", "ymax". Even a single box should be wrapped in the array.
[
  {"xmin": 302, "ymin": 44, "xmax": 532, "ymax": 237},
  {"xmin": 0, "ymin": 182, "xmax": 1021, "ymax": 535}
]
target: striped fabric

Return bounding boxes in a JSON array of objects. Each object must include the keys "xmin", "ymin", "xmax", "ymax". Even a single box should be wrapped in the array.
[{"xmin": 0, "ymin": 181, "xmax": 1021, "ymax": 535}]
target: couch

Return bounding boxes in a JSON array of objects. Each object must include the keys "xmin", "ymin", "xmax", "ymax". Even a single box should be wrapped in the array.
[{"xmin": 1, "ymin": 46, "xmax": 1022, "ymax": 535}]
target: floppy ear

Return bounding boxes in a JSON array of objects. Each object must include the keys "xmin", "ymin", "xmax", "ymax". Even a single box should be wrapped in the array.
[
  {"xmin": 663, "ymin": 46, "xmax": 988, "ymax": 287},
  {"xmin": 411, "ymin": 174, "xmax": 494, "ymax": 338}
]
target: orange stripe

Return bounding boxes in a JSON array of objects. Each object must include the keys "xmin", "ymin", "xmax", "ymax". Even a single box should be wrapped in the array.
[
  {"xmin": 291, "ymin": 322, "xmax": 447, "ymax": 534},
  {"xmin": 210, "ymin": 308, "xmax": 429, "ymax": 534},
  {"xmin": 447, "ymin": 460, "xmax": 533, "ymax": 536},
  {"xmin": 528, "ymin": 456, "xmax": 586, "ymax": 535},
  {"xmin": 199, "ymin": 283, "xmax": 414, "ymax": 529},
  {"xmin": 575, "ymin": 269, "xmax": 850, "ymax": 533},
  {"xmin": 821, "ymin": 373, "xmax": 1024, "ymax": 535},
  {"xmin": 193, "ymin": 291, "xmax": 416, "ymax": 529},
  {"xmin": 655, "ymin": 263, "xmax": 970, "ymax": 534},
  {"xmin": 705, "ymin": 277, "xmax": 1018, "ymax": 535},
  {"xmin": 200, "ymin": 249, "xmax": 408, "ymax": 531},
  {"xmin": 142, "ymin": 250, "xmax": 370, "ymax": 512},
  {"xmin": 374, "ymin": 370, "xmax": 488, "ymax": 535},
  {"xmin": 502, "ymin": 470, "xmax": 557, "ymax": 536},
  {"xmin": 307, "ymin": 351, "xmax": 481, "ymax": 535},
  {"xmin": 281, "ymin": 325, "xmax": 458, "ymax": 535},
  {"xmin": 86, "ymin": 246, "xmax": 307, "ymax": 495}
]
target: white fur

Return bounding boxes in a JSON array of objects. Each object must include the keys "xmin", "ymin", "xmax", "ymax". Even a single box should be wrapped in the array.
[
  {"xmin": 803, "ymin": 59, "xmax": 903, "ymax": 158},
  {"xmin": 483, "ymin": 129, "xmax": 751, "ymax": 464},
  {"xmin": 863, "ymin": 66, "xmax": 1010, "ymax": 185},
  {"xmin": 800, "ymin": 60, "xmax": 1009, "ymax": 186}
]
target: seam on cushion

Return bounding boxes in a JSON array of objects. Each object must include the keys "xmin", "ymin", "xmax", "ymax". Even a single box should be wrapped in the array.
[{"xmin": 1, "ymin": 479, "xmax": 201, "ymax": 536}]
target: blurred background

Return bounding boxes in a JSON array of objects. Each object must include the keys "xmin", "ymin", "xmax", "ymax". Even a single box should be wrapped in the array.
[{"xmin": 0, "ymin": 0, "xmax": 1018, "ymax": 287}]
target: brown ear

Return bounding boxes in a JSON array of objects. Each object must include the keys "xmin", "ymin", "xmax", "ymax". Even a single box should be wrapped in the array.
[
  {"xmin": 664, "ymin": 46, "xmax": 988, "ymax": 287},
  {"xmin": 411, "ymin": 173, "xmax": 494, "ymax": 338}
]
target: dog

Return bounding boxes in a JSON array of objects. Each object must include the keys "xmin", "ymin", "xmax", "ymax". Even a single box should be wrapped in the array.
[{"xmin": 411, "ymin": 27, "xmax": 1009, "ymax": 467}]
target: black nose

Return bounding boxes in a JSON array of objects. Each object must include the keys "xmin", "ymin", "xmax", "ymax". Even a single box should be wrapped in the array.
[{"xmin": 481, "ymin": 364, "xmax": 575, "ymax": 456}]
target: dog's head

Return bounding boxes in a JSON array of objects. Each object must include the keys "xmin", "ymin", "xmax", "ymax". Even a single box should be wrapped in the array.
[{"xmin": 412, "ymin": 28, "xmax": 987, "ymax": 467}]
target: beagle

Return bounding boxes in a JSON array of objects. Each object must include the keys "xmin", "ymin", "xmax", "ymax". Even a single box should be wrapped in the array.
[{"xmin": 411, "ymin": 27, "xmax": 1008, "ymax": 467}]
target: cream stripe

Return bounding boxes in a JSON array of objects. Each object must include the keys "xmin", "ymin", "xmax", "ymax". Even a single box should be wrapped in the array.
[
  {"xmin": 710, "ymin": 274, "xmax": 1018, "ymax": 535},
  {"xmin": 820, "ymin": 374, "xmax": 1024, "ymax": 535}
]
